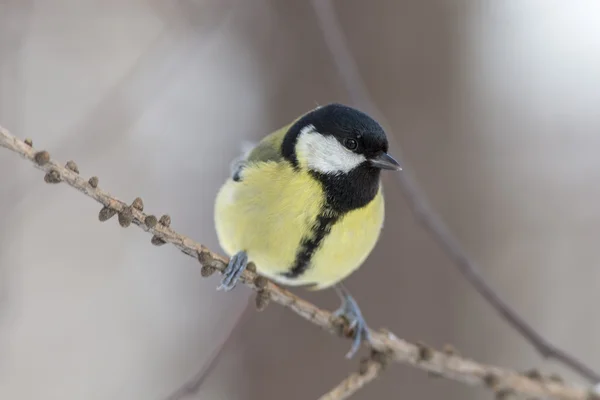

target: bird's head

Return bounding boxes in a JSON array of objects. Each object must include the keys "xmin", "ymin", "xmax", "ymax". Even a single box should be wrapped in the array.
[{"xmin": 282, "ymin": 103, "xmax": 401, "ymax": 176}]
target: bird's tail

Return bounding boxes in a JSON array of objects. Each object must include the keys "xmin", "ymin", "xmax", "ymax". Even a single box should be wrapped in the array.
[{"xmin": 229, "ymin": 141, "xmax": 256, "ymax": 180}]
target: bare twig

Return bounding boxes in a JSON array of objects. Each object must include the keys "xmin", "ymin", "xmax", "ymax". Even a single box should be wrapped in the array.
[
  {"xmin": 319, "ymin": 353, "xmax": 386, "ymax": 400},
  {"xmin": 0, "ymin": 126, "xmax": 595, "ymax": 399},
  {"xmin": 311, "ymin": 0, "xmax": 600, "ymax": 384}
]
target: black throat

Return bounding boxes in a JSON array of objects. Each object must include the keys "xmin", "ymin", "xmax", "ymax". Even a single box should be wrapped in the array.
[
  {"xmin": 281, "ymin": 164, "xmax": 381, "ymax": 280},
  {"xmin": 311, "ymin": 164, "xmax": 381, "ymax": 214}
]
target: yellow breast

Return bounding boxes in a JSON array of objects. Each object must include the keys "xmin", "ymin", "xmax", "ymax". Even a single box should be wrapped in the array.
[
  {"xmin": 214, "ymin": 161, "xmax": 384, "ymax": 290},
  {"xmin": 299, "ymin": 190, "xmax": 384, "ymax": 289}
]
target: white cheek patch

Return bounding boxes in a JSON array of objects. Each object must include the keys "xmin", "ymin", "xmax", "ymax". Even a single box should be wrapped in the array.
[{"xmin": 296, "ymin": 125, "xmax": 366, "ymax": 174}]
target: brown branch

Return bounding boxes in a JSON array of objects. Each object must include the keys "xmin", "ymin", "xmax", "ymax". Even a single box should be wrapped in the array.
[
  {"xmin": 0, "ymin": 127, "xmax": 595, "ymax": 399},
  {"xmin": 311, "ymin": 0, "xmax": 600, "ymax": 384},
  {"xmin": 319, "ymin": 352, "xmax": 386, "ymax": 400}
]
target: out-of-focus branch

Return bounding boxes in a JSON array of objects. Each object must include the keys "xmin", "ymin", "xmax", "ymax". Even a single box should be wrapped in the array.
[
  {"xmin": 311, "ymin": 0, "xmax": 600, "ymax": 384},
  {"xmin": 165, "ymin": 302, "xmax": 254, "ymax": 400},
  {"xmin": 0, "ymin": 126, "xmax": 594, "ymax": 400}
]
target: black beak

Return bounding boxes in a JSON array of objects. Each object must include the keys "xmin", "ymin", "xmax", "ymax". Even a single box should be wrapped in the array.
[{"xmin": 369, "ymin": 152, "xmax": 402, "ymax": 171}]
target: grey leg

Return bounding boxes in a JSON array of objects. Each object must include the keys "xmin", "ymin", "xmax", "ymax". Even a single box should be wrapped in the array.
[
  {"xmin": 217, "ymin": 250, "xmax": 248, "ymax": 291},
  {"xmin": 332, "ymin": 283, "xmax": 372, "ymax": 358}
]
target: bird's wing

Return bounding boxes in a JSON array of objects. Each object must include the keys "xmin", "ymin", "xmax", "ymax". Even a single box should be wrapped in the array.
[{"xmin": 230, "ymin": 123, "xmax": 291, "ymax": 181}]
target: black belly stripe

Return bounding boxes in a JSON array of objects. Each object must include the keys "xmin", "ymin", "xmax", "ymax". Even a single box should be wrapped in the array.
[{"xmin": 281, "ymin": 210, "xmax": 340, "ymax": 279}]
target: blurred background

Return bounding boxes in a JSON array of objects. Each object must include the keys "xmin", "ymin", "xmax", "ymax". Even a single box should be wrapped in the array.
[{"xmin": 2, "ymin": 0, "xmax": 600, "ymax": 399}]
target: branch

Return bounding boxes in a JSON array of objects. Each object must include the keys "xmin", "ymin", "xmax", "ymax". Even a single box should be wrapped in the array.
[
  {"xmin": 0, "ymin": 127, "xmax": 595, "ymax": 400},
  {"xmin": 319, "ymin": 352, "xmax": 386, "ymax": 400},
  {"xmin": 311, "ymin": 0, "xmax": 600, "ymax": 384},
  {"xmin": 165, "ymin": 302, "xmax": 254, "ymax": 400}
]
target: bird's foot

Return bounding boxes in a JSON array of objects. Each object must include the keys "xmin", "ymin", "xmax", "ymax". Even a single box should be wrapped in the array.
[
  {"xmin": 332, "ymin": 287, "xmax": 372, "ymax": 359},
  {"xmin": 217, "ymin": 250, "xmax": 248, "ymax": 291}
]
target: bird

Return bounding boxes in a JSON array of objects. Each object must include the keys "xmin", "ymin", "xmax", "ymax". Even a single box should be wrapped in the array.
[{"xmin": 213, "ymin": 103, "xmax": 401, "ymax": 357}]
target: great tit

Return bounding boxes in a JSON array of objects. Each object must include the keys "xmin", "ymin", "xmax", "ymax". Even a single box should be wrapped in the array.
[{"xmin": 214, "ymin": 103, "xmax": 401, "ymax": 357}]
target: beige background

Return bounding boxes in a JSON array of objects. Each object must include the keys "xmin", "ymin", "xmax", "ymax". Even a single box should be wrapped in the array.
[{"xmin": 1, "ymin": 1, "xmax": 600, "ymax": 399}]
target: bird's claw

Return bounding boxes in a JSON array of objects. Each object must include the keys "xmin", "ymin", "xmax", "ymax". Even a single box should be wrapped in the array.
[
  {"xmin": 333, "ymin": 293, "xmax": 372, "ymax": 359},
  {"xmin": 217, "ymin": 251, "xmax": 248, "ymax": 291}
]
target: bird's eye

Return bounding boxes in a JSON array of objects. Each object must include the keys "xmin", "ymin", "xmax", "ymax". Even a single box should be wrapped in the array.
[{"xmin": 344, "ymin": 138, "xmax": 358, "ymax": 150}]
